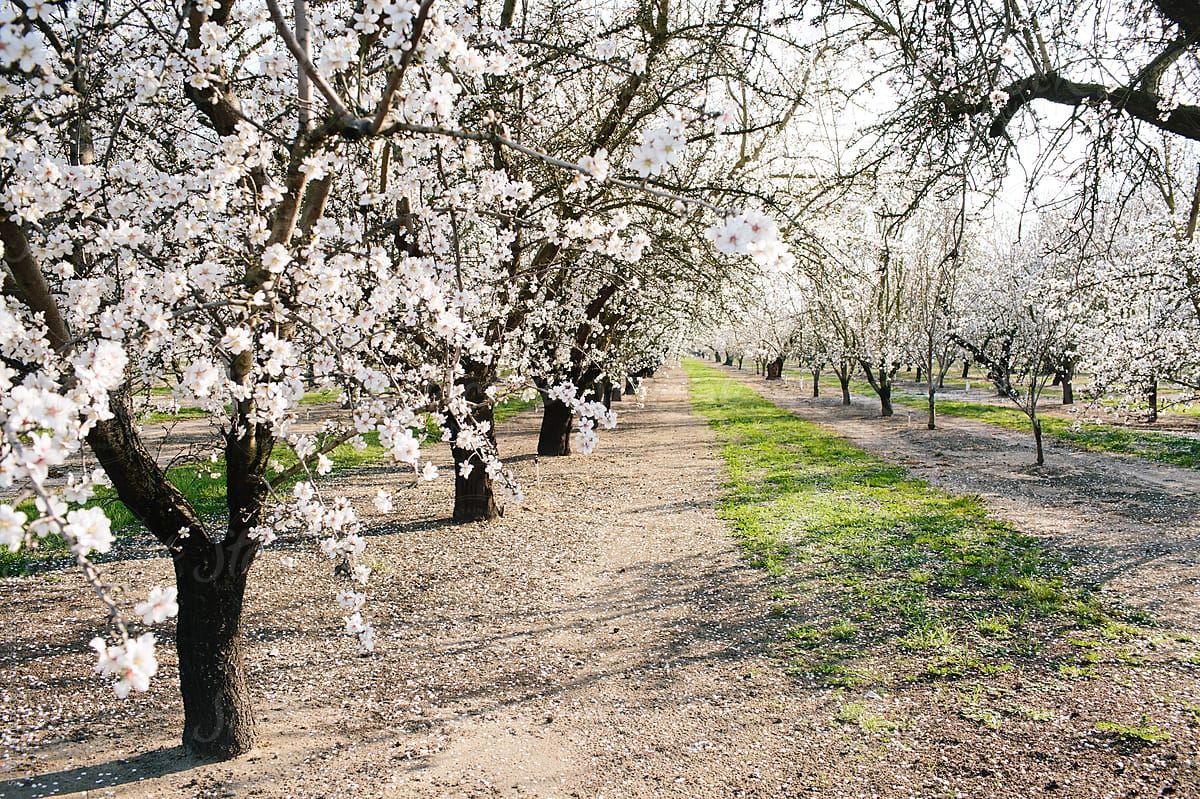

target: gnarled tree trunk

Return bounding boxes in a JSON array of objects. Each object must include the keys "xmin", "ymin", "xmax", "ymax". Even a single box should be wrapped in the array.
[
  {"xmin": 599, "ymin": 378, "xmax": 614, "ymax": 409},
  {"xmin": 1059, "ymin": 359, "xmax": 1076, "ymax": 405},
  {"xmin": 837, "ymin": 367, "xmax": 852, "ymax": 405},
  {"xmin": 859, "ymin": 359, "xmax": 895, "ymax": 417},
  {"xmin": 878, "ymin": 384, "xmax": 894, "ymax": 417},
  {"xmin": 88, "ymin": 394, "xmax": 265, "ymax": 760}
]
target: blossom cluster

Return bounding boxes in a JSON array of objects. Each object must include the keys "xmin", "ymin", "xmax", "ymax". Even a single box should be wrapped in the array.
[
  {"xmin": 707, "ymin": 211, "xmax": 794, "ymax": 273},
  {"xmin": 544, "ymin": 382, "xmax": 619, "ymax": 454},
  {"xmin": 630, "ymin": 122, "xmax": 686, "ymax": 178},
  {"xmin": 90, "ymin": 633, "xmax": 159, "ymax": 699}
]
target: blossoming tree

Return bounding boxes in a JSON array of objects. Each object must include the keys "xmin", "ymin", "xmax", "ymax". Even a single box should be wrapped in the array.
[{"xmin": 0, "ymin": 0, "xmax": 791, "ymax": 758}]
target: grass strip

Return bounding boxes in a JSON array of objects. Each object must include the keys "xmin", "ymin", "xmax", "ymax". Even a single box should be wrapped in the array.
[
  {"xmin": 874, "ymin": 381, "xmax": 1200, "ymax": 469},
  {"xmin": 800, "ymin": 374, "xmax": 1200, "ymax": 470},
  {"xmin": 1, "ymin": 393, "xmax": 541, "ymax": 575},
  {"xmin": 684, "ymin": 359, "xmax": 1139, "ymax": 689}
]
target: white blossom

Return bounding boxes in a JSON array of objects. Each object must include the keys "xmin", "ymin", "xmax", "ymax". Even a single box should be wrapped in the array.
[{"xmin": 134, "ymin": 586, "xmax": 179, "ymax": 625}]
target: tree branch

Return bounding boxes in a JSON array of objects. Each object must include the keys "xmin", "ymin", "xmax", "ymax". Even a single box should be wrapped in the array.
[
  {"xmin": 263, "ymin": 0, "xmax": 353, "ymax": 122},
  {"xmin": 984, "ymin": 72, "xmax": 1200, "ymax": 142}
]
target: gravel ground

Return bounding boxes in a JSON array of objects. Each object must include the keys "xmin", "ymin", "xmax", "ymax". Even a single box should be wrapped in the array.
[{"xmin": 1, "ymin": 367, "xmax": 1198, "ymax": 798}]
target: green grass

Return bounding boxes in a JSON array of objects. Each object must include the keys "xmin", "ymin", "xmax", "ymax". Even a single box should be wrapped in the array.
[
  {"xmin": 145, "ymin": 389, "xmax": 538, "ymax": 424},
  {"xmin": 785, "ymin": 369, "xmax": 1066, "ymax": 398},
  {"xmin": 684, "ymin": 359, "xmax": 1120, "ymax": 687},
  {"xmin": 835, "ymin": 701, "xmax": 904, "ymax": 732},
  {"xmin": 0, "ymin": 434, "xmax": 386, "ymax": 576},
  {"xmin": 145, "ymin": 406, "xmax": 213, "ymax": 423},
  {"xmin": 1095, "ymin": 718, "xmax": 1171, "ymax": 747},
  {"xmin": 145, "ymin": 388, "xmax": 345, "ymax": 422},
  {"xmin": 919, "ymin": 398, "xmax": 1200, "ymax": 469},
  {"xmin": 300, "ymin": 388, "xmax": 344, "ymax": 406},
  {"xmin": 494, "ymin": 393, "xmax": 541, "ymax": 422},
  {"xmin": 836, "ymin": 377, "xmax": 1200, "ymax": 469},
  {"xmin": 2, "ymin": 394, "xmax": 543, "ymax": 576}
]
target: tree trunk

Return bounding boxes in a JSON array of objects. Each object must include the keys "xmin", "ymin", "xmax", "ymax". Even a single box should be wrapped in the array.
[
  {"xmin": 452, "ymin": 448, "xmax": 500, "ymax": 522},
  {"xmin": 610, "ymin": 379, "xmax": 623, "ymax": 402},
  {"xmin": 449, "ymin": 366, "xmax": 501, "ymax": 521},
  {"xmin": 1148, "ymin": 380, "xmax": 1159, "ymax": 423},
  {"xmin": 916, "ymin": 365, "xmax": 923, "ymax": 382},
  {"xmin": 811, "ymin": 369, "xmax": 820, "ymax": 397},
  {"xmin": 1059, "ymin": 360, "xmax": 1076, "ymax": 405},
  {"xmin": 537, "ymin": 396, "xmax": 573, "ymax": 456},
  {"xmin": 724, "ymin": 353, "xmax": 733, "ymax": 366},
  {"xmin": 765, "ymin": 356, "xmax": 784, "ymax": 380},
  {"xmin": 839, "ymin": 374, "xmax": 851, "ymax": 405},
  {"xmin": 450, "ymin": 404, "xmax": 500, "ymax": 523},
  {"xmin": 737, "ymin": 357, "xmax": 743, "ymax": 370},
  {"xmin": 624, "ymin": 377, "xmax": 637, "ymax": 396},
  {"xmin": 860, "ymin": 359, "xmax": 895, "ymax": 418},
  {"xmin": 1032, "ymin": 416, "xmax": 1044, "ymax": 466},
  {"xmin": 600, "ymin": 378, "xmax": 613, "ymax": 410},
  {"xmin": 713, "ymin": 351, "xmax": 721, "ymax": 362},
  {"xmin": 961, "ymin": 360, "xmax": 970, "ymax": 379},
  {"xmin": 83, "ymin": 393, "xmax": 264, "ymax": 761},
  {"xmin": 879, "ymin": 384, "xmax": 894, "ymax": 417},
  {"xmin": 927, "ymin": 385, "xmax": 936, "ymax": 430},
  {"xmin": 175, "ymin": 558, "xmax": 257, "ymax": 759}
]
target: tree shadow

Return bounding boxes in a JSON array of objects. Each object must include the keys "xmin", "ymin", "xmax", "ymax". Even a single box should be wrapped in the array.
[{"xmin": 0, "ymin": 746, "xmax": 202, "ymax": 798}]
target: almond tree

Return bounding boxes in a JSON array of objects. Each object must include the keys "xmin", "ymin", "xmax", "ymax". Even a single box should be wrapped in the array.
[
  {"xmin": 0, "ymin": 0, "xmax": 789, "ymax": 758},
  {"xmin": 953, "ymin": 226, "xmax": 1084, "ymax": 464},
  {"xmin": 1078, "ymin": 200, "xmax": 1200, "ymax": 419},
  {"xmin": 815, "ymin": 0, "xmax": 1200, "ymax": 204},
  {"xmin": 900, "ymin": 206, "xmax": 969, "ymax": 429}
]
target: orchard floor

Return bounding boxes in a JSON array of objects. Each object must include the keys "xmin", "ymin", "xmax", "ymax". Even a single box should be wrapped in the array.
[
  {"xmin": 0, "ymin": 367, "xmax": 1197, "ymax": 798},
  {"xmin": 727, "ymin": 365, "xmax": 1200, "ymax": 635}
]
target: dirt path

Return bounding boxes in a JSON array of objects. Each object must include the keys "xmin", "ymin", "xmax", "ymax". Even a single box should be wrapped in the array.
[
  {"xmin": 2, "ymin": 367, "xmax": 1198, "ymax": 798},
  {"xmin": 729, "ymin": 366, "xmax": 1200, "ymax": 633},
  {"xmin": 0, "ymin": 368, "xmax": 804, "ymax": 798}
]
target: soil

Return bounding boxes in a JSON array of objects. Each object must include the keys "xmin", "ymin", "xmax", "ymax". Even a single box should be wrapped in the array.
[{"xmin": 1, "ymin": 367, "xmax": 1198, "ymax": 798}]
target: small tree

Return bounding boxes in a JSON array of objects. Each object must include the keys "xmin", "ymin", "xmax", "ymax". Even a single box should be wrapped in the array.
[
  {"xmin": 953, "ymin": 231, "xmax": 1083, "ymax": 465},
  {"xmin": 902, "ymin": 207, "xmax": 968, "ymax": 429}
]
